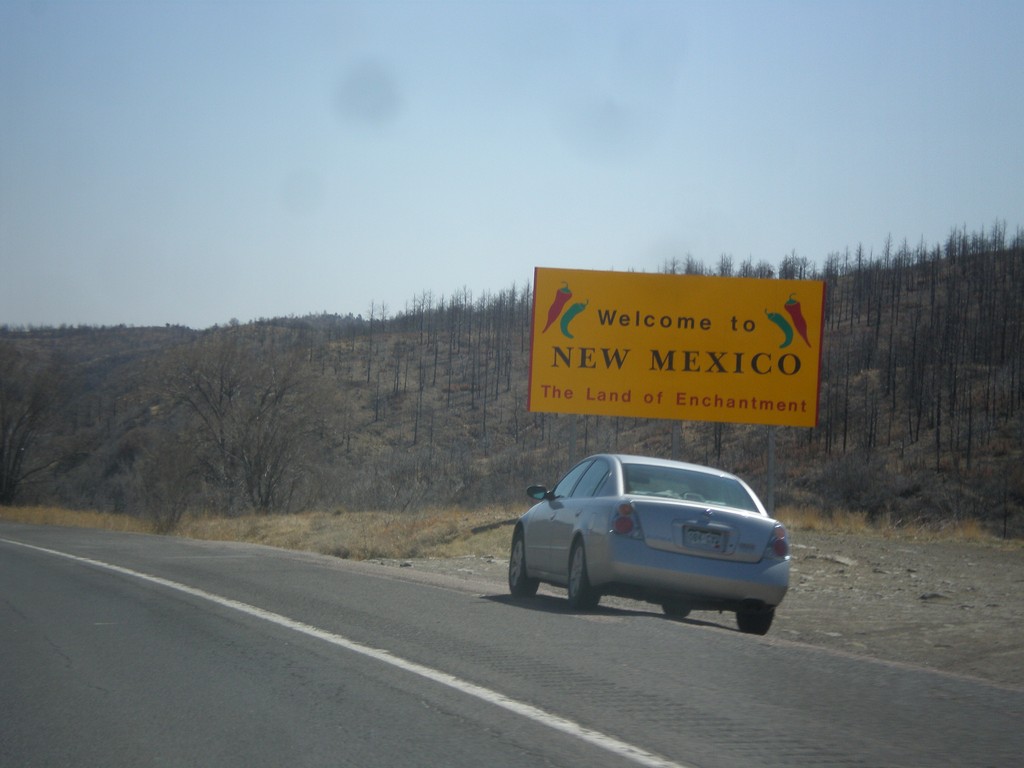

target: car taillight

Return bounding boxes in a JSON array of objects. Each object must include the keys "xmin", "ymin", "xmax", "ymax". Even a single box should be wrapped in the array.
[
  {"xmin": 612, "ymin": 502, "xmax": 641, "ymax": 537},
  {"xmin": 768, "ymin": 523, "xmax": 789, "ymax": 558}
]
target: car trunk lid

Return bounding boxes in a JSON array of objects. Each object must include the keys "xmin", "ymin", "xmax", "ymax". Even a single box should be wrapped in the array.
[{"xmin": 632, "ymin": 498, "xmax": 775, "ymax": 563}]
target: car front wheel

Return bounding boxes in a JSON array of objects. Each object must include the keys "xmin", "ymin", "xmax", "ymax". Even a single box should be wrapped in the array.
[
  {"xmin": 508, "ymin": 529, "xmax": 539, "ymax": 597},
  {"xmin": 567, "ymin": 539, "xmax": 600, "ymax": 609}
]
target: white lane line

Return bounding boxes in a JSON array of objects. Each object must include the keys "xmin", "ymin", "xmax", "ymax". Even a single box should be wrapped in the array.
[{"xmin": 3, "ymin": 538, "xmax": 692, "ymax": 768}]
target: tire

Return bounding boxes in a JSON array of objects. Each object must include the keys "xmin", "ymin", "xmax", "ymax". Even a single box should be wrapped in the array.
[
  {"xmin": 736, "ymin": 607, "xmax": 775, "ymax": 635},
  {"xmin": 508, "ymin": 528, "xmax": 539, "ymax": 597},
  {"xmin": 661, "ymin": 601, "xmax": 692, "ymax": 619},
  {"xmin": 567, "ymin": 539, "xmax": 600, "ymax": 610}
]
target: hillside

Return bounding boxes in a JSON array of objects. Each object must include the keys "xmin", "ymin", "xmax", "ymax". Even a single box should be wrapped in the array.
[{"xmin": 2, "ymin": 225, "xmax": 1022, "ymax": 537}]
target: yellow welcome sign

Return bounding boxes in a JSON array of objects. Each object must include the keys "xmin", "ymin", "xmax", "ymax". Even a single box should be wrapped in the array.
[{"xmin": 528, "ymin": 267, "xmax": 826, "ymax": 428}]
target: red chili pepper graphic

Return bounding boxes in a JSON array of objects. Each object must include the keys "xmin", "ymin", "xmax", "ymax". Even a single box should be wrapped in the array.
[
  {"xmin": 783, "ymin": 293, "xmax": 811, "ymax": 346},
  {"xmin": 542, "ymin": 281, "xmax": 573, "ymax": 333}
]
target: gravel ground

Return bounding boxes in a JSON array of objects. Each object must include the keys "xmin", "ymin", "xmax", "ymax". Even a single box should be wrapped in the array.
[{"xmin": 370, "ymin": 530, "xmax": 1024, "ymax": 688}]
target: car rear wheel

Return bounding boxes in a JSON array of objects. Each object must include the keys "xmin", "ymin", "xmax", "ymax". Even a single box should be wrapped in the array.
[
  {"xmin": 567, "ymin": 539, "xmax": 600, "ymax": 609},
  {"xmin": 736, "ymin": 607, "xmax": 775, "ymax": 635},
  {"xmin": 661, "ymin": 601, "xmax": 692, "ymax": 619},
  {"xmin": 508, "ymin": 529, "xmax": 539, "ymax": 597}
]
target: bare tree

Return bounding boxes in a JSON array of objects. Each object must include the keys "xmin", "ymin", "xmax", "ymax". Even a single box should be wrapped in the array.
[
  {"xmin": 160, "ymin": 328, "xmax": 324, "ymax": 513},
  {"xmin": 0, "ymin": 343, "xmax": 65, "ymax": 504}
]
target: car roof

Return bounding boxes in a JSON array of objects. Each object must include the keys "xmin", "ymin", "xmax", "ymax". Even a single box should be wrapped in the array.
[{"xmin": 593, "ymin": 453, "xmax": 739, "ymax": 480}]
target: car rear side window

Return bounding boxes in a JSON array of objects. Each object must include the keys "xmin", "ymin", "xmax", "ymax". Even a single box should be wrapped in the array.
[
  {"xmin": 552, "ymin": 460, "xmax": 594, "ymax": 498},
  {"xmin": 571, "ymin": 459, "xmax": 611, "ymax": 498}
]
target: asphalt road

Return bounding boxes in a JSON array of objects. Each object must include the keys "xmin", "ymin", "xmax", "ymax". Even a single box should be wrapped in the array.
[{"xmin": 2, "ymin": 522, "xmax": 1021, "ymax": 768}]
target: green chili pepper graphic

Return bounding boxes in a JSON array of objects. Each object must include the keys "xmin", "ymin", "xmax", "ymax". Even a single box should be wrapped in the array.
[
  {"xmin": 784, "ymin": 293, "xmax": 811, "ymax": 346},
  {"xmin": 765, "ymin": 309, "xmax": 794, "ymax": 349},
  {"xmin": 559, "ymin": 299, "xmax": 589, "ymax": 339},
  {"xmin": 542, "ymin": 281, "xmax": 573, "ymax": 333}
]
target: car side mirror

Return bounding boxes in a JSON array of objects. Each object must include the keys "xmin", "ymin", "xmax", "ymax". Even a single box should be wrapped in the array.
[{"xmin": 526, "ymin": 485, "xmax": 552, "ymax": 501}]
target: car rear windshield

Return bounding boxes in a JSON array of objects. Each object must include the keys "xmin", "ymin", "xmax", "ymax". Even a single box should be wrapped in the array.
[{"xmin": 623, "ymin": 465, "xmax": 758, "ymax": 512}]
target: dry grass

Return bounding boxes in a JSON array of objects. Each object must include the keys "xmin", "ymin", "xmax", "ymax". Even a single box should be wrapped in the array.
[
  {"xmin": 776, "ymin": 504, "xmax": 1009, "ymax": 544},
  {"xmin": 776, "ymin": 505, "xmax": 873, "ymax": 534},
  {"xmin": 0, "ymin": 505, "xmax": 156, "ymax": 533},
  {"xmin": 0, "ymin": 504, "xmax": 517, "ymax": 560},
  {"xmin": 169, "ymin": 505, "xmax": 519, "ymax": 560},
  {"xmin": 3, "ymin": 502, "xmax": 1014, "ymax": 560}
]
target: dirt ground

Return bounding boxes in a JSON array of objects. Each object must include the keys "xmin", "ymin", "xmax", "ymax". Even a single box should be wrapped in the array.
[{"xmin": 371, "ymin": 531, "xmax": 1024, "ymax": 689}]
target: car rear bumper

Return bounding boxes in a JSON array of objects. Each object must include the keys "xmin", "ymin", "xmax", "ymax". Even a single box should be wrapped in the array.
[{"xmin": 591, "ymin": 535, "xmax": 790, "ymax": 608}]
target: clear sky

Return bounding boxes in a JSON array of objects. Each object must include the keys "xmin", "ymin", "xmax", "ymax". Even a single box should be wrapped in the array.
[{"xmin": 2, "ymin": 1, "xmax": 1021, "ymax": 329}]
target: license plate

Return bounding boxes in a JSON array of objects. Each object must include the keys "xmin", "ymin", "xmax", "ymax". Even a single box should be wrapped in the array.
[{"xmin": 685, "ymin": 527, "xmax": 724, "ymax": 551}]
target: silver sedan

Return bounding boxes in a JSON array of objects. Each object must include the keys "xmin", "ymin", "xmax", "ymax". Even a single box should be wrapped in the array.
[{"xmin": 508, "ymin": 454, "xmax": 790, "ymax": 634}]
